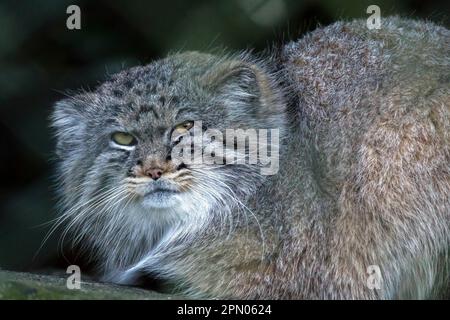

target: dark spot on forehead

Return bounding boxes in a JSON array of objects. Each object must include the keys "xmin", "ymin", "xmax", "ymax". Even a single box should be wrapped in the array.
[
  {"xmin": 139, "ymin": 104, "xmax": 153, "ymax": 113},
  {"xmin": 107, "ymin": 104, "xmax": 124, "ymax": 117},
  {"xmin": 123, "ymin": 80, "xmax": 133, "ymax": 89},
  {"xmin": 112, "ymin": 89, "xmax": 123, "ymax": 98},
  {"xmin": 156, "ymin": 126, "xmax": 167, "ymax": 135},
  {"xmin": 134, "ymin": 103, "xmax": 159, "ymax": 121},
  {"xmin": 159, "ymin": 96, "xmax": 166, "ymax": 106},
  {"xmin": 170, "ymin": 96, "xmax": 179, "ymax": 104},
  {"xmin": 103, "ymin": 118, "xmax": 119, "ymax": 127}
]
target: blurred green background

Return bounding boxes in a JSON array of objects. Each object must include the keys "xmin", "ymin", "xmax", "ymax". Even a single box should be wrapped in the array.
[{"xmin": 0, "ymin": 0, "xmax": 448, "ymax": 273}]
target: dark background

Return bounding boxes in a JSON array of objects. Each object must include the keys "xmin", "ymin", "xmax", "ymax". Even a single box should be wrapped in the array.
[{"xmin": 0, "ymin": 0, "xmax": 448, "ymax": 273}]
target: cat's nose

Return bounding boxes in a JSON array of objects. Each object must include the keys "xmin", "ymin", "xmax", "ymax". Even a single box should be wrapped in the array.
[{"xmin": 145, "ymin": 168, "xmax": 163, "ymax": 180}]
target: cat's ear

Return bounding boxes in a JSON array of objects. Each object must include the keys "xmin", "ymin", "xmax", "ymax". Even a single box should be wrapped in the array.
[
  {"xmin": 200, "ymin": 59, "xmax": 284, "ymax": 117},
  {"xmin": 51, "ymin": 98, "xmax": 87, "ymax": 157}
]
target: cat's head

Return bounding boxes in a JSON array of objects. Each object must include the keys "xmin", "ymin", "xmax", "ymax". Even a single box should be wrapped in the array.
[{"xmin": 52, "ymin": 52, "xmax": 286, "ymax": 243}]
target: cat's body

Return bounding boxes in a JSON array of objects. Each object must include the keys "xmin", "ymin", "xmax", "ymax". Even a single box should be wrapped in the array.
[{"xmin": 52, "ymin": 17, "xmax": 450, "ymax": 299}]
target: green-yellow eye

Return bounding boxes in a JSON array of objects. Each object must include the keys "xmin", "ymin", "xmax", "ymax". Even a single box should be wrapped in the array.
[
  {"xmin": 111, "ymin": 132, "xmax": 136, "ymax": 146},
  {"xmin": 174, "ymin": 121, "xmax": 194, "ymax": 134}
]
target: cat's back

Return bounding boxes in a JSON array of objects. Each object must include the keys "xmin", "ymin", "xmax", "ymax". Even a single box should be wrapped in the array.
[
  {"xmin": 281, "ymin": 17, "xmax": 449, "ymax": 186},
  {"xmin": 277, "ymin": 17, "xmax": 449, "ymax": 298},
  {"xmin": 281, "ymin": 16, "xmax": 449, "ymax": 125}
]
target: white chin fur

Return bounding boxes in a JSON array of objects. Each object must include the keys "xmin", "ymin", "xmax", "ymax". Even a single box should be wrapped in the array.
[
  {"xmin": 141, "ymin": 191, "xmax": 180, "ymax": 209},
  {"xmin": 99, "ymin": 190, "xmax": 214, "ymax": 283}
]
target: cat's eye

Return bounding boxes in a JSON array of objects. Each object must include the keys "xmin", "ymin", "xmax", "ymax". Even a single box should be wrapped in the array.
[
  {"xmin": 174, "ymin": 121, "xmax": 194, "ymax": 134},
  {"xmin": 111, "ymin": 132, "xmax": 136, "ymax": 146}
]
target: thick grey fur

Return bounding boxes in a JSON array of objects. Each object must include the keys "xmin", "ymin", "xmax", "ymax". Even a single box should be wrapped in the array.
[{"xmin": 51, "ymin": 17, "xmax": 450, "ymax": 299}]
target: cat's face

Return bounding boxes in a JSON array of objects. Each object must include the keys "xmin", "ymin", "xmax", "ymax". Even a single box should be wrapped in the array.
[{"xmin": 52, "ymin": 52, "xmax": 286, "ymax": 236}]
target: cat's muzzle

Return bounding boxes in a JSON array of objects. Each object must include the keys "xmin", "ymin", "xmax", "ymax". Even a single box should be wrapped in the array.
[{"xmin": 141, "ymin": 179, "xmax": 181, "ymax": 209}]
